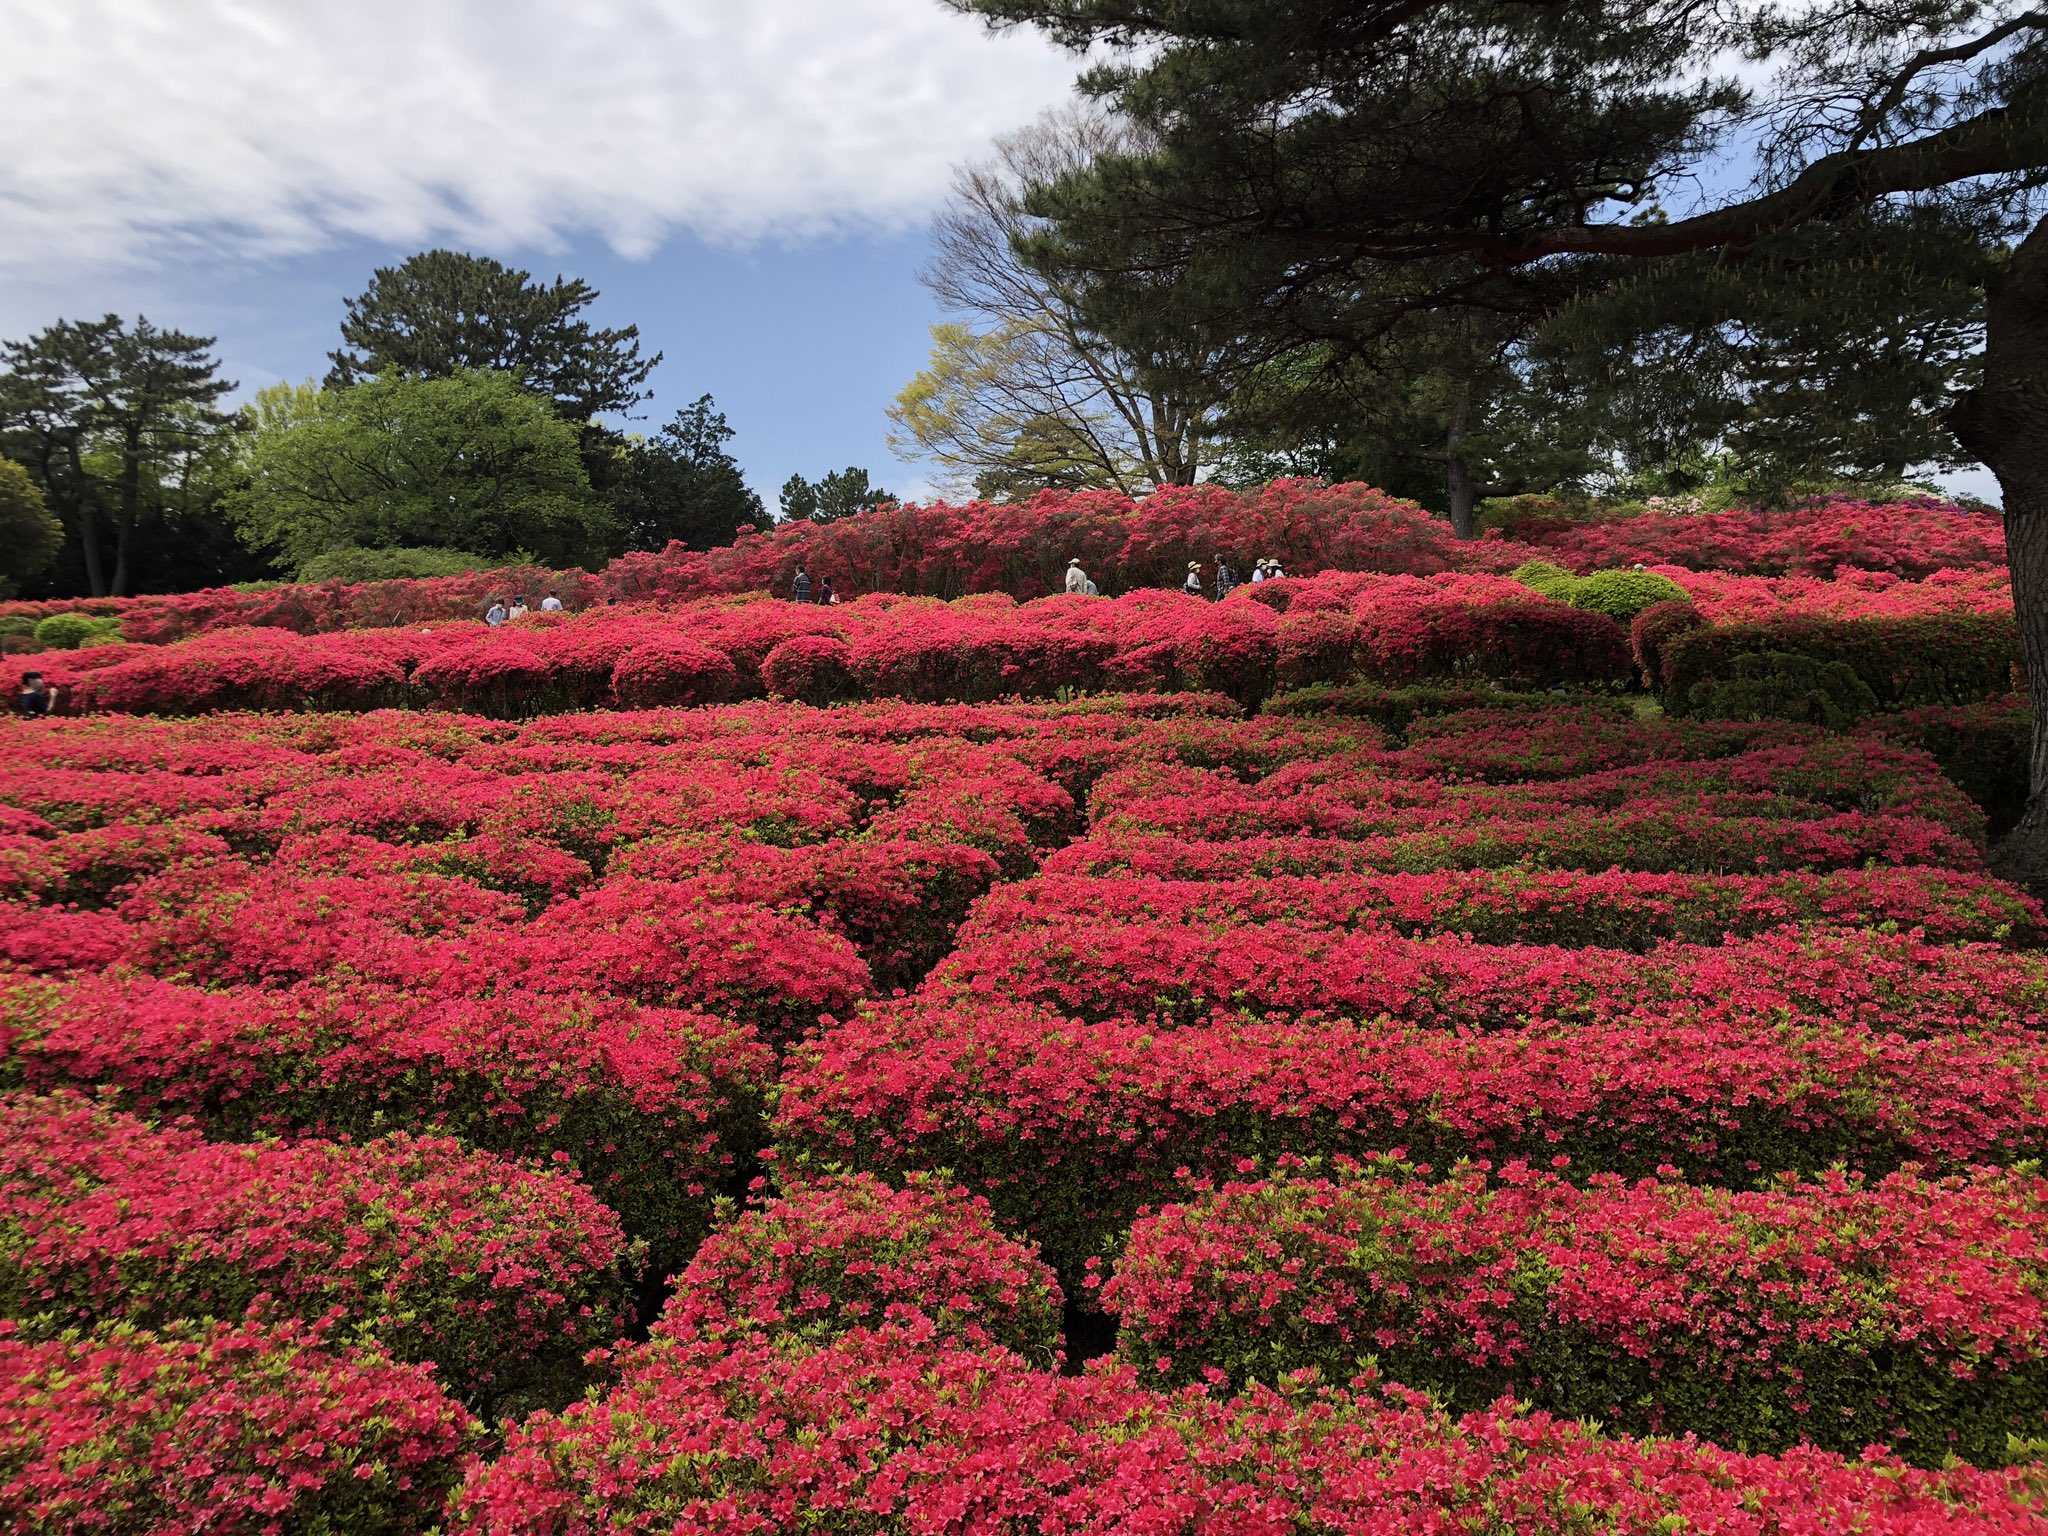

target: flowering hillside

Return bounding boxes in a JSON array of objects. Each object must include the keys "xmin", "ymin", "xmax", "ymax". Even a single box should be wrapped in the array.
[{"xmin": 4, "ymin": 486, "xmax": 2048, "ymax": 1530}]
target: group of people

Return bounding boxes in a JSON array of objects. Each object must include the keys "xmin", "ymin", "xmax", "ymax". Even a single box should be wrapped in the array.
[
  {"xmin": 790, "ymin": 567, "xmax": 840, "ymax": 605},
  {"xmin": 1063, "ymin": 556, "xmax": 1286, "ymax": 600},
  {"xmin": 483, "ymin": 592, "xmax": 565, "ymax": 626}
]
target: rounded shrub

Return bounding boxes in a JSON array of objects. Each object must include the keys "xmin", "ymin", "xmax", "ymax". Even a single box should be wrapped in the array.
[
  {"xmin": 32, "ymin": 613, "xmax": 119, "ymax": 650},
  {"xmin": 1508, "ymin": 559, "xmax": 1580, "ymax": 599},
  {"xmin": 1568, "ymin": 567, "xmax": 1691, "ymax": 623},
  {"xmin": 1630, "ymin": 599, "xmax": 1708, "ymax": 689},
  {"xmin": 609, "ymin": 637, "xmax": 741, "ymax": 708},
  {"xmin": 762, "ymin": 634, "xmax": 858, "ymax": 704}
]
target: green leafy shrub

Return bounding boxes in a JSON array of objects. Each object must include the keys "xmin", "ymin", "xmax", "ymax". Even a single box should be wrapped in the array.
[
  {"xmin": 1685, "ymin": 650, "xmax": 1880, "ymax": 727},
  {"xmin": 1266, "ymin": 681, "xmax": 1629, "ymax": 736},
  {"xmin": 1664, "ymin": 614, "xmax": 2020, "ymax": 714},
  {"xmin": 1508, "ymin": 559, "xmax": 1580, "ymax": 599},
  {"xmin": 295, "ymin": 545, "xmax": 498, "ymax": 583},
  {"xmin": 31, "ymin": 613, "xmax": 121, "ymax": 650},
  {"xmin": 1861, "ymin": 698, "xmax": 2032, "ymax": 839},
  {"xmin": 1567, "ymin": 568, "xmax": 1691, "ymax": 623},
  {"xmin": 0, "ymin": 616, "xmax": 36, "ymax": 638}
]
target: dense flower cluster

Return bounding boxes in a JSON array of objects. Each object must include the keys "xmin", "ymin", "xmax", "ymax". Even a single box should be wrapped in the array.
[
  {"xmin": 445, "ymin": 1317, "xmax": 2048, "ymax": 1535},
  {"xmin": 0, "ymin": 1092, "xmax": 635, "ymax": 1401},
  {"xmin": 654, "ymin": 1171, "xmax": 1063, "ymax": 1362},
  {"xmin": 6, "ymin": 654, "xmax": 2046, "ymax": 1524},
  {"xmin": 1525, "ymin": 495, "xmax": 2007, "ymax": 578},
  {"xmin": 0, "ymin": 1319, "xmax": 479, "ymax": 1536},
  {"xmin": 1108, "ymin": 1159, "xmax": 2048, "ymax": 1462}
]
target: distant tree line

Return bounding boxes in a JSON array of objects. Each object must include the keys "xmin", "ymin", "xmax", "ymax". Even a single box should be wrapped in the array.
[{"xmin": 0, "ymin": 250, "xmax": 905, "ymax": 597}]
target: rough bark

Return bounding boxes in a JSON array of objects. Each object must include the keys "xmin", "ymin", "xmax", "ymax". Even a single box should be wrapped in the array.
[{"xmin": 1954, "ymin": 216, "xmax": 2048, "ymax": 885}]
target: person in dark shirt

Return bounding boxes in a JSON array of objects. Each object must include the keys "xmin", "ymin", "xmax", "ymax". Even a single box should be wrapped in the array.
[
  {"xmin": 792, "ymin": 565, "xmax": 812, "ymax": 604},
  {"xmin": 13, "ymin": 671, "xmax": 55, "ymax": 717}
]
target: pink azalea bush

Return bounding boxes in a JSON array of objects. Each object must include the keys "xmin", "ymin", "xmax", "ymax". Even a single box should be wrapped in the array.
[
  {"xmin": 1107, "ymin": 1159, "xmax": 2048, "ymax": 1462},
  {"xmin": 0, "ymin": 1318, "xmax": 479, "ymax": 1536},
  {"xmin": 0, "ymin": 1092, "xmax": 637, "ymax": 1402}
]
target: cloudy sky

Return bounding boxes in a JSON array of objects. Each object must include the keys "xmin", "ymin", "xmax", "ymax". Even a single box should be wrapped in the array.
[
  {"xmin": 0, "ymin": 2, "xmax": 2000, "ymax": 505},
  {"xmin": 0, "ymin": 0, "xmax": 1083, "ymax": 501}
]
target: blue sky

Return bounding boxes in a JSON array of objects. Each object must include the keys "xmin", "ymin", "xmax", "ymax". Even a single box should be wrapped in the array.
[
  {"xmin": 0, "ymin": 0, "xmax": 2002, "ymax": 506},
  {"xmin": 0, "ymin": 1, "xmax": 1084, "ymax": 505},
  {"xmin": 9, "ymin": 227, "xmax": 966, "ymax": 508}
]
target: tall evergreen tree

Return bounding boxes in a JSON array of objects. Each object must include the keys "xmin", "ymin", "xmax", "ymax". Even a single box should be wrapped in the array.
[
  {"xmin": 779, "ymin": 467, "xmax": 895, "ymax": 523},
  {"xmin": 327, "ymin": 249, "xmax": 660, "ymax": 494},
  {"xmin": 607, "ymin": 395, "xmax": 770, "ymax": 551},
  {"xmin": 946, "ymin": 0, "xmax": 2048, "ymax": 875},
  {"xmin": 0, "ymin": 316, "xmax": 240, "ymax": 595}
]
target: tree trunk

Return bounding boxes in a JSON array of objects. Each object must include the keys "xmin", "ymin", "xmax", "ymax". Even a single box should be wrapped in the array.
[
  {"xmin": 1446, "ymin": 445, "xmax": 1477, "ymax": 540},
  {"xmin": 1953, "ymin": 215, "xmax": 2048, "ymax": 885},
  {"xmin": 1444, "ymin": 369, "xmax": 1477, "ymax": 540},
  {"xmin": 112, "ymin": 518, "xmax": 132, "ymax": 598}
]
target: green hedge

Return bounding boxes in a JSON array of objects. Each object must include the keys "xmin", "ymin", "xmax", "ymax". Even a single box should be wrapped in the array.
[
  {"xmin": 1662, "ymin": 614, "xmax": 2020, "ymax": 714},
  {"xmin": 1264, "ymin": 682, "xmax": 1632, "ymax": 735}
]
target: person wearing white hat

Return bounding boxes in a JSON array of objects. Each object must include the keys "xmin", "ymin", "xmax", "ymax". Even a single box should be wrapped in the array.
[
  {"xmin": 1182, "ymin": 561, "xmax": 1203, "ymax": 597},
  {"xmin": 1065, "ymin": 557, "xmax": 1090, "ymax": 594}
]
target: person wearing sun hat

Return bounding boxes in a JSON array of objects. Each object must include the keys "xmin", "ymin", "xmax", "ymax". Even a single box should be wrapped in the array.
[
  {"xmin": 1182, "ymin": 560, "xmax": 1203, "ymax": 597},
  {"xmin": 1065, "ymin": 557, "xmax": 1090, "ymax": 594},
  {"xmin": 1251, "ymin": 557, "xmax": 1272, "ymax": 584}
]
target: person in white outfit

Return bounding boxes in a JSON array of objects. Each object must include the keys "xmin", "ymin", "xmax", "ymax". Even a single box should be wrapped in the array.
[
  {"xmin": 1065, "ymin": 558, "xmax": 1090, "ymax": 594},
  {"xmin": 540, "ymin": 592, "xmax": 564, "ymax": 612}
]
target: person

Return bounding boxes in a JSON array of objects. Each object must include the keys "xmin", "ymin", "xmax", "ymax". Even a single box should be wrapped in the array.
[
  {"xmin": 1251, "ymin": 557, "xmax": 1270, "ymax": 585},
  {"xmin": 13, "ymin": 671, "xmax": 54, "ymax": 717},
  {"xmin": 819, "ymin": 576, "xmax": 837, "ymax": 606},
  {"xmin": 792, "ymin": 565, "xmax": 812, "ymax": 605},
  {"xmin": 508, "ymin": 595, "xmax": 530, "ymax": 620},
  {"xmin": 540, "ymin": 591, "xmax": 564, "ymax": 612},
  {"xmin": 1182, "ymin": 561, "xmax": 1204, "ymax": 597},
  {"xmin": 1264, "ymin": 559, "xmax": 1286, "ymax": 581},
  {"xmin": 484, "ymin": 598, "xmax": 509, "ymax": 627},
  {"xmin": 1214, "ymin": 557, "xmax": 1236, "ymax": 599},
  {"xmin": 1065, "ymin": 557, "xmax": 1089, "ymax": 595},
  {"xmin": 1085, "ymin": 577, "xmax": 1099, "ymax": 597}
]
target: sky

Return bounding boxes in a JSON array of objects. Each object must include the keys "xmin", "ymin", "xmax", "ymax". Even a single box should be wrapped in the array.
[
  {"xmin": 0, "ymin": 0, "xmax": 2002, "ymax": 507},
  {"xmin": 0, "ymin": 0, "xmax": 1085, "ymax": 505}
]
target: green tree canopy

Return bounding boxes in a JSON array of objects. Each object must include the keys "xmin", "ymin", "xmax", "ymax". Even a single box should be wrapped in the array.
[
  {"xmin": 0, "ymin": 315, "xmax": 243, "ymax": 595},
  {"xmin": 326, "ymin": 250, "xmax": 659, "ymax": 423},
  {"xmin": 0, "ymin": 455, "xmax": 61, "ymax": 597},
  {"xmin": 779, "ymin": 466, "xmax": 895, "ymax": 523},
  {"xmin": 226, "ymin": 370, "xmax": 617, "ymax": 574},
  {"xmin": 946, "ymin": 0, "xmax": 2048, "ymax": 872},
  {"xmin": 607, "ymin": 395, "xmax": 770, "ymax": 551}
]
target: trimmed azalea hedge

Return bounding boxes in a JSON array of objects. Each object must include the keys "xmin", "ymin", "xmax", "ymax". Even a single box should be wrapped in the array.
[
  {"xmin": 0, "ymin": 975, "xmax": 771, "ymax": 1262},
  {"xmin": 773, "ymin": 1000, "xmax": 2048, "ymax": 1279},
  {"xmin": 1107, "ymin": 1159, "xmax": 2048, "ymax": 1464},
  {"xmin": 931, "ymin": 919, "xmax": 2048, "ymax": 1031},
  {"xmin": 0, "ymin": 1092, "xmax": 637, "ymax": 1403},
  {"xmin": 0, "ymin": 1319, "xmax": 479, "ymax": 1536},
  {"xmin": 972, "ymin": 867, "xmax": 2044, "ymax": 950},
  {"xmin": 653, "ymin": 1171, "xmax": 1063, "ymax": 1364},
  {"xmin": 443, "ymin": 1318, "xmax": 2048, "ymax": 1534}
]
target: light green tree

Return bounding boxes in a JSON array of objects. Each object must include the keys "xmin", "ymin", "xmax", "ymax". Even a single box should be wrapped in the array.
[{"xmin": 226, "ymin": 369, "xmax": 616, "ymax": 573}]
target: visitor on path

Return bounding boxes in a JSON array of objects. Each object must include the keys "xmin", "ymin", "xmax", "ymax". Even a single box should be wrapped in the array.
[
  {"xmin": 1251, "ymin": 558, "xmax": 1270, "ymax": 584},
  {"xmin": 1183, "ymin": 562, "xmax": 1204, "ymax": 597},
  {"xmin": 484, "ymin": 598, "xmax": 509, "ymax": 627},
  {"xmin": 819, "ymin": 577, "xmax": 837, "ymax": 606},
  {"xmin": 1065, "ymin": 558, "xmax": 1090, "ymax": 594},
  {"xmin": 508, "ymin": 596, "xmax": 530, "ymax": 620},
  {"xmin": 12, "ymin": 671, "xmax": 54, "ymax": 717},
  {"xmin": 792, "ymin": 565, "xmax": 812, "ymax": 604},
  {"xmin": 1263, "ymin": 559, "xmax": 1286, "ymax": 580},
  {"xmin": 540, "ymin": 592, "xmax": 564, "ymax": 612},
  {"xmin": 1214, "ymin": 558, "xmax": 1236, "ymax": 599}
]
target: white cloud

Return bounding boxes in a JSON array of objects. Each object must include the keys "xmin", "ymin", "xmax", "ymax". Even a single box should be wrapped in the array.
[{"xmin": 0, "ymin": 0, "xmax": 1080, "ymax": 272}]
